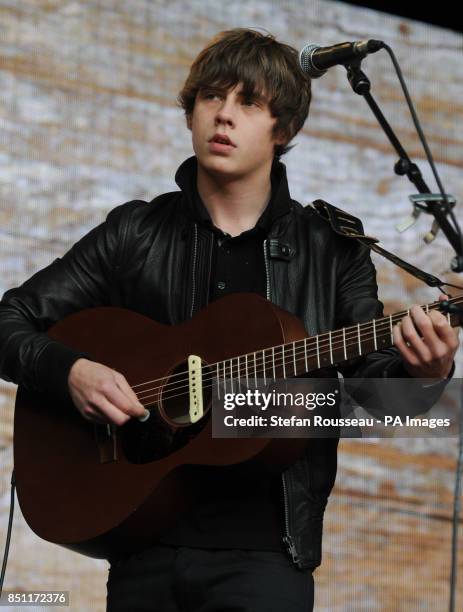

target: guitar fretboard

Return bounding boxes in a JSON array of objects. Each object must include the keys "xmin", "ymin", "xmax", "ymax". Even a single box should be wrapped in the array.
[{"xmin": 214, "ymin": 298, "xmax": 462, "ymax": 386}]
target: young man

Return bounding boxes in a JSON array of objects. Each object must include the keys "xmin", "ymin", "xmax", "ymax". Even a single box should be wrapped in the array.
[{"xmin": 0, "ymin": 28, "xmax": 458, "ymax": 612}]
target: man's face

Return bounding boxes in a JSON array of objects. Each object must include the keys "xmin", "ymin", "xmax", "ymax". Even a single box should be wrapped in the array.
[{"xmin": 187, "ymin": 83, "xmax": 286, "ymax": 181}]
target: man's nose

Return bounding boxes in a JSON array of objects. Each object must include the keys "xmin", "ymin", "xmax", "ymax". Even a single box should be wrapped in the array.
[{"xmin": 215, "ymin": 96, "xmax": 236, "ymax": 126}]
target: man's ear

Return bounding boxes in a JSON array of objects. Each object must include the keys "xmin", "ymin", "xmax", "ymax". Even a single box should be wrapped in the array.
[
  {"xmin": 186, "ymin": 113, "xmax": 192, "ymax": 131},
  {"xmin": 274, "ymin": 127, "xmax": 288, "ymax": 147}
]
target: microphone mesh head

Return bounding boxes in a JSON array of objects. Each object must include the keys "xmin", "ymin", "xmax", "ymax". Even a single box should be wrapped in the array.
[{"xmin": 299, "ymin": 44, "xmax": 326, "ymax": 79}]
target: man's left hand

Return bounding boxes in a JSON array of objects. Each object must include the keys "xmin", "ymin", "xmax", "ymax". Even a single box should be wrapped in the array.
[{"xmin": 393, "ymin": 294, "xmax": 460, "ymax": 379}]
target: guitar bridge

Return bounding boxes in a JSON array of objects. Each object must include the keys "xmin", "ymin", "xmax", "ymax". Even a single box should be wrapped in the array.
[{"xmin": 94, "ymin": 424, "xmax": 118, "ymax": 463}]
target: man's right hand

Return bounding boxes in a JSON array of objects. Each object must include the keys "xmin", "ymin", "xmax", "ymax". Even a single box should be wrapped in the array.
[{"xmin": 68, "ymin": 358, "xmax": 148, "ymax": 426}]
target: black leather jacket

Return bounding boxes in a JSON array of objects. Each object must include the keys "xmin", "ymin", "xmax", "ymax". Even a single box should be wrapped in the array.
[{"xmin": 0, "ymin": 156, "xmax": 422, "ymax": 569}]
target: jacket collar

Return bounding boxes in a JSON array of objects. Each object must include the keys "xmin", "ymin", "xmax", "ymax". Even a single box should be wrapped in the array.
[{"xmin": 174, "ymin": 156, "xmax": 292, "ymax": 232}]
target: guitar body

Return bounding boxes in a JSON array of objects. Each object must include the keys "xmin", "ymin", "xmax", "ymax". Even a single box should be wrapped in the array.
[{"xmin": 13, "ymin": 293, "xmax": 309, "ymax": 559}]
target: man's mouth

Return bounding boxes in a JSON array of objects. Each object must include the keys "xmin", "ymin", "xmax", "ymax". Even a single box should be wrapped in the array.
[{"xmin": 209, "ymin": 134, "xmax": 236, "ymax": 147}]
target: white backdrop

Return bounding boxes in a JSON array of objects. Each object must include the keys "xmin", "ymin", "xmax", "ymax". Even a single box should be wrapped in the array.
[{"xmin": 1, "ymin": 1, "xmax": 462, "ymax": 610}]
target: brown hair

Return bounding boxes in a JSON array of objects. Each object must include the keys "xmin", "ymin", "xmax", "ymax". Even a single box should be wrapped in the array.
[{"xmin": 177, "ymin": 28, "xmax": 311, "ymax": 159}]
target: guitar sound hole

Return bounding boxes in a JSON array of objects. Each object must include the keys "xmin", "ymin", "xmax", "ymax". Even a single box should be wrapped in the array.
[
  {"xmin": 121, "ymin": 361, "xmax": 212, "ymax": 464},
  {"xmin": 121, "ymin": 411, "xmax": 203, "ymax": 464}
]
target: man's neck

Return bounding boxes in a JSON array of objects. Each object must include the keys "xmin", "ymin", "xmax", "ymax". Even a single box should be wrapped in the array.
[{"xmin": 196, "ymin": 163, "xmax": 272, "ymax": 237}]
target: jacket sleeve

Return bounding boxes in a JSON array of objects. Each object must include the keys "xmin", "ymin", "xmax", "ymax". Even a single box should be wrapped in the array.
[
  {"xmin": 334, "ymin": 236, "xmax": 451, "ymax": 419},
  {"xmin": 0, "ymin": 203, "xmax": 131, "ymax": 400}
]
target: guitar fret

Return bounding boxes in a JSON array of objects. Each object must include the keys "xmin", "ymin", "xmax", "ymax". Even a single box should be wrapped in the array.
[{"xmin": 211, "ymin": 298, "xmax": 459, "ymax": 399}]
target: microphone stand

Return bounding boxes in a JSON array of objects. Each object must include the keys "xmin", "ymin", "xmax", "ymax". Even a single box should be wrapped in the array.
[
  {"xmin": 344, "ymin": 60, "xmax": 463, "ymax": 272},
  {"xmin": 344, "ymin": 59, "xmax": 463, "ymax": 612}
]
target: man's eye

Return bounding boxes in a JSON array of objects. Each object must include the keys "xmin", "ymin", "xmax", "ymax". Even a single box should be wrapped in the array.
[{"xmin": 242, "ymin": 99, "xmax": 260, "ymax": 107}]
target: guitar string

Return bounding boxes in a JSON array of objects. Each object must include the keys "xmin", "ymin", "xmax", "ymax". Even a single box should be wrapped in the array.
[
  {"xmin": 134, "ymin": 305, "xmax": 462, "ymax": 404},
  {"xmin": 136, "ymin": 307, "xmax": 461, "ymax": 405},
  {"xmin": 130, "ymin": 297, "xmax": 462, "ymax": 392}
]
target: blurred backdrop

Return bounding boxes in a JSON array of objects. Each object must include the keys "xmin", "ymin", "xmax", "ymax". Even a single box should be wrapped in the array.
[{"xmin": 1, "ymin": 1, "xmax": 462, "ymax": 610}]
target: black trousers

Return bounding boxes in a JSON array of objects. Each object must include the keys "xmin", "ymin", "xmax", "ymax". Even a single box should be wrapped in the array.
[{"xmin": 106, "ymin": 545, "xmax": 314, "ymax": 612}]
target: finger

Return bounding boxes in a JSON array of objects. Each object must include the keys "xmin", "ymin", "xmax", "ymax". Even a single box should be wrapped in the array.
[
  {"xmin": 435, "ymin": 294, "xmax": 460, "ymax": 339},
  {"xmin": 400, "ymin": 309, "xmax": 433, "ymax": 362},
  {"xmin": 87, "ymin": 394, "xmax": 131, "ymax": 426},
  {"xmin": 101, "ymin": 379, "xmax": 146, "ymax": 420},
  {"xmin": 428, "ymin": 310, "xmax": 460, "ymax": 350},
  {"xmin": 114, "ymin": 372, "xmax": 147, "ymax": 417},
  {"xmin": 409, "ymin": 305, "xmax": 452, "ymax": 357},
  {"xmin": 393, "ymin": 322, "xmax": 420, "ymax": 367}
]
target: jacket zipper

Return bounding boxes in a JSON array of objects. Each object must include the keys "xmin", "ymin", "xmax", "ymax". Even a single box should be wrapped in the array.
[
  {"xmin": 264, "ymin": 237, "xmax": 299, "ymax": 564},
  {"xmin": 282, "ymin": 473, "xmax": 300, "ymax": 563},
  {"xmin": 263, "ymin": 239, "xmax": 271, "ymax": 300},
  {"xmin": 190, "ymin": 223, "xmax": 198, "ymax": 318}
]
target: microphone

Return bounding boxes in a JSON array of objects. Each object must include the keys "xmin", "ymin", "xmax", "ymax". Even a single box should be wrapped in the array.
[{"xmin": 299, "ymin": 40, "xmax": 384, "ymax": 78}]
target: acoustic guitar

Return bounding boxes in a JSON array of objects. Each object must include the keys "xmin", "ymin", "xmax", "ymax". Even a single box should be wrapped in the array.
[{"xmin": 13, "ymin": 292, "xmax": 461, "ymax": 558}]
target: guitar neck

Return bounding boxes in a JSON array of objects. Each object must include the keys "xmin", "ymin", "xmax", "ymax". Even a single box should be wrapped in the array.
[{"xmin": 215, "ymin": 296, "xmax": 462, "ymax": 381}]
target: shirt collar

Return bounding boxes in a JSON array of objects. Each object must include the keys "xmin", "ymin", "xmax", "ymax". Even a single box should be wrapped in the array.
[{"xmin": 174, "ymin": 156, "xmax": 292, "ymax": 233}]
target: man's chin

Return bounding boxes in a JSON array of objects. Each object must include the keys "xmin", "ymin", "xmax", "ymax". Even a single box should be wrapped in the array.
[{"xmin": 198, "ymin": 155, "xmax": 244, "ymax": 181}]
